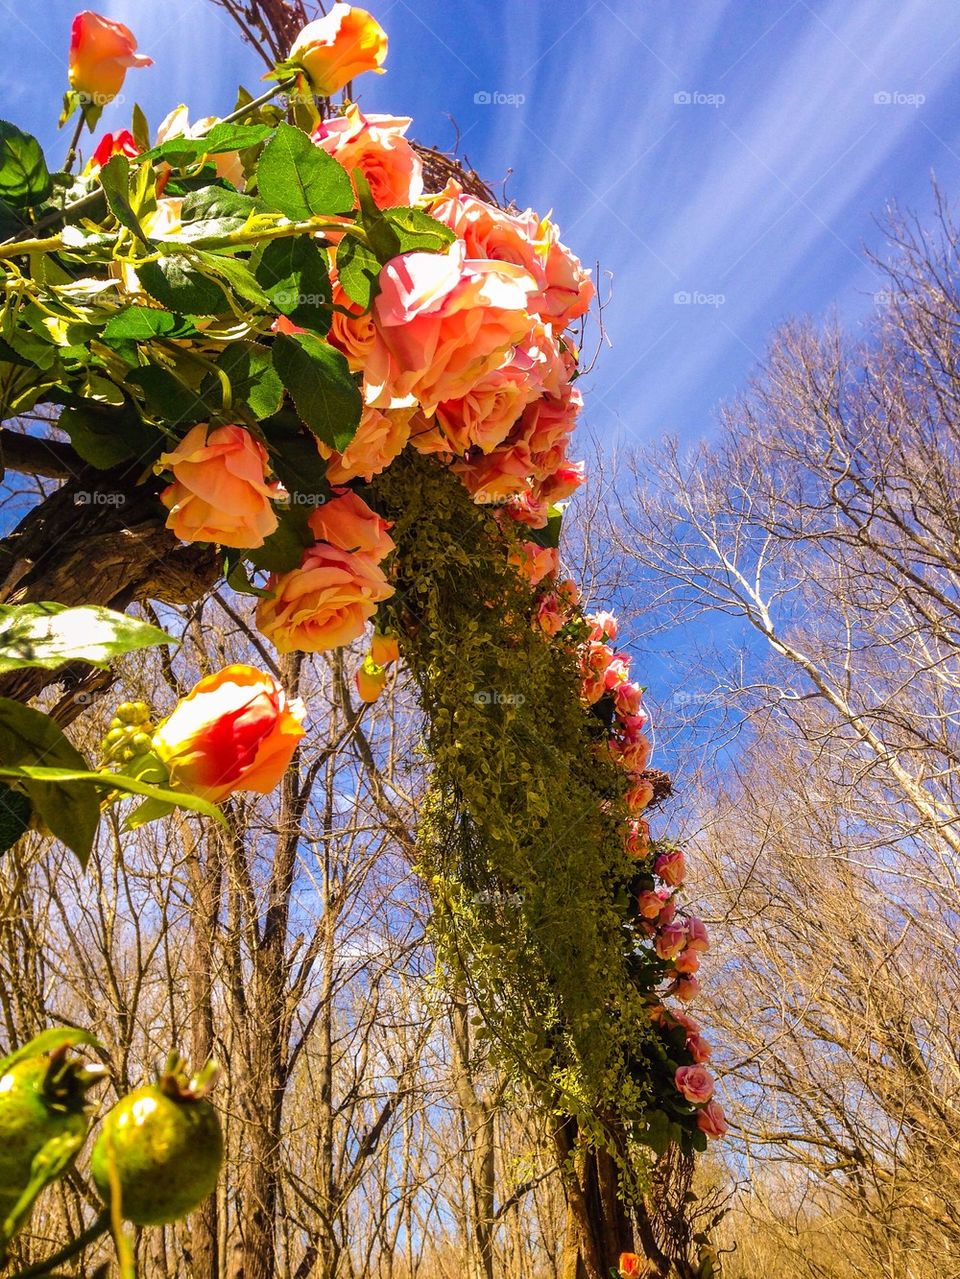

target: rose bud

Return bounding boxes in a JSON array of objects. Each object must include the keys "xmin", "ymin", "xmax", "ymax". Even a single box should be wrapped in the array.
[
  {"xmin": 69, "ymin": 11, "xmax": 152, "ymax": 105},
  {"xmin": 288, "ymin": 4, "xmax": 387, "ymax": 97}
]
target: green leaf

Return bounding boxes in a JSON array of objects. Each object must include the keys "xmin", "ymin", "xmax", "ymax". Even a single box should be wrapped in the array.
[
  {"xmin": 0, "ymin": 783, "xmax": 30, "ymax": 855},
  {"xmin": 261, "ymin": 414, "xmax": 331, "ymax": 504},
  {"xmin": 125, "ymin": 365, "xmax": 209, "ymax": 427},
  {"xmin": 194, "ymin": 251, "xmax": 273, "ymax": 308},
  {"xmin": 0, "ymin": 603, "xmax": 172, "ymax": 674},
  {"xmin": 0, "ymin": 764, "xmax": 226, "ymax": 828},
  {"xmin": 138, "ymin": 257, "xmax": 230, "ymax": 315},
  {"xmin": 525, "ymin": 506, "xmax": 564, "ymax": 550},
  {"xmin": 246, "ymin": 502, "xmax": 313, "ymax": 573},
  {"xmin": 180, "ymin": 186, "xmax": 260, "ymax": 238},
  {"xmin": 102, "ymin": 306, "xmax": 178, "ymax": 341},
  {"xmin": 0, "ymin": 121, "xmax": 52, "ymax": 207},
  {"xmin": 0, "ymin": 1027, "xmax": 99, "ymax": 1076},
  {"xmin": 336, "ymin": 235, "xmax": 381, "ymax": 308},
  {"xmin": 58, "ymin": 400, "xmax": 153, "ymax": 469},
  {"xmin": 0, "ymin": 700, "xmax": 100, "ymax": 866},
  {"xmin": 131, "ymin": 104, "xmax": 151, "ymax": 153},
  {"xmin": 256, "ymin": 122, "xmax": 354, "ymax": 220},
  {"xmin": 255, "ymin": 236, "xmax": 331, "ymax": 332},
  {"xmin": 141, "ymin": 122, "xmax": 274, "ymax": 167},
  {"xmin": 205, "ymin": 341, "xmax": 283, "ymax": 421},
  {"xmin": 272, "ymin": 331, "xmax": 361, "ymax": 451},
  {"xmin": 225, "ymin": 555, "xmax": 273, "ymax": 597},
  {"xmin": 382, "ymin": 205, "xmax": 457, "ymax": 253},
  {"xmin": 99, "ymin": 154, "xmax": 143, "ymax": 238}
]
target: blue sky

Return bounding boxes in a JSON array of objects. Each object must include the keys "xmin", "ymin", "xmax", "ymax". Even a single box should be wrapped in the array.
[{"xmin": 5, "ymin": 0, "xmax": 960, "ymax": 450}]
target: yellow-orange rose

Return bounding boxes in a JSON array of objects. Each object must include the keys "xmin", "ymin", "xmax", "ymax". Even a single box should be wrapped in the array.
[
  {"xmin": 153, "ymin": 665, "xmax": 305, "ymax": 801},
  {"xmin": 288, "ymin": 5, "xmax": 387, "ymax": 97},
  {"xmin": 156, "ymin": 425, "xmax": 285, "ymax": 549},
  {"xmin": 319, "ymin": 406, "xmax": 414, "ymax": 483},
  {"xmin": 69, "ymin": 11, "xmax": 152, "ymax": 105},
  {"xmin": 256, "ymin": 542, "xmax": 394, "ymax": 654}
]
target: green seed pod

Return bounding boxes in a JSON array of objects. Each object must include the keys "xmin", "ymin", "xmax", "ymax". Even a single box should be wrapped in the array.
[{"xmin": 91, "ymin": 1054, "xmax": 223, "ymax": 1226}]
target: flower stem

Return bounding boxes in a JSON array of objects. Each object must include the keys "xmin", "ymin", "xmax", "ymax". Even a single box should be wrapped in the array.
[
  {"xmin": 62, "ymin": 112, "xmax": 87, "ymax": 176},
  {"xmin": 8, "ymin": 1212, "xmax": 109, "ymax": 1278}
]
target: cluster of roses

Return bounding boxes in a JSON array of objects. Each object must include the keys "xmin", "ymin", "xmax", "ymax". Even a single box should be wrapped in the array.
[{"xmin": 70, "ymin": 6, "xmax": 591, "ymax": 699}]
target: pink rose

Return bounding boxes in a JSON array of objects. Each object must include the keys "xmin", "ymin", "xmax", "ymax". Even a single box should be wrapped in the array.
[
  {"xmin": 539, "ymin": 459, "xmax": 586, "ymax": 503},
  {"xmin": 675, "ymin": 1065, "xmax": 714, "ymax": 1105},
  {"xmin": 612, "ymin": 736, "xmax": 652, "ymax": 773},
  {"xmin": 655, "ymin": 850, "xmax": 686, "ymax": 887},
  {"xmin": 685, "ymin": 917, "xmax": 710, "ymax": 953},
  {"xmin": 697, "ymin": 1100, "xmax": 728, "ymax": 1139},
  {"xmin": 687, "ymin": 1032, "xmax": 712, "ymax": 1064},
  {"xmin": 672, "ymin": 975, "xmax": 701, "ymax": 1003},
  {"xmin": 367, "ymin": 242, "xmax": 536, "ymax": 413},
  {"xmin": 157, "ymin": 425, "xmax": 284, "ymax": 549},
  {"xmin": 509, "ymin": 541, "xmax": 559, "ymax": 587},
  {"xmin": 654, "ymin": 921, "xmax": 688, "ymax": 961},
  {"xmin": 535, "ymin": 594, "xmax": 566, "ymax": 637},
  {"xmin": 625, "ymin": 819, "xmax": 650, "ymax": 857},
  {"xmin": 614, "ymin": 681, "xmax": 644, "ymax": 717},
  {"xmin": 429, "ymin": 180, "xmax": 594, "ymax": 329},
  {"xmin": 503, "ymin": 491, "xmax": 550, "ymax": 529},
  {"xmin": 519, "ymin": 384, "xmax": 583, "ymax": 456},
  {"xmin": 588, "ymin": 612, "xmax": 618, "ymax": 642},
  {"xmin": 312, "ymin": 104, "xmax": 423, "ymax": 208}
]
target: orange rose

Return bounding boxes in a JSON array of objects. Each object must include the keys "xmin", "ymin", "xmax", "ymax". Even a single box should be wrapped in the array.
[
  {"xmin": 371, "ymin": 630, "xmax": 400, "ymax": 666},
  {"xmin": 256, "ymin": 542, "xmax": 394, "ymax": 654},
  {"xmin": 319, "ymin": 406, "xmax": 414, "ymax": 483},
  {"xmin": 619, "ymin": 1255, "xmax": 644, "ymax": 1279},
  {"xmin": 153, "ymin": 665, "xmax": 305, "ymax": 801},
  {"xmin": 288, "ymin": 5, "xmax": 387, "ymax": 97},
  {"xmin": 69, "ymin": 11, "xmax": 152, "ymax": 105},
  {"xmin": 156, "ymin": 425, "xmax": 285, "ymax": 549},
  {"xmin": 308, "ymin": 490, "xmax": 395, "ymax": 558},
  {"xmin": 312, "ymin": 104, "xmax": 422, "ymax": 208}
]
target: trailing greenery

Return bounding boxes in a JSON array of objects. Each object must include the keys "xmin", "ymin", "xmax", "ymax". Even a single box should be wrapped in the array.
[{"xmin": 375, "ymin": 454, "xmax": 657, "ymax": 1149}]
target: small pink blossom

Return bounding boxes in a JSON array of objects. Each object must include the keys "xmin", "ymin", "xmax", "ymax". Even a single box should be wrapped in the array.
[{"xmin": 675, "ymin": 1065, "xmax": 714, "ymax": 1104}]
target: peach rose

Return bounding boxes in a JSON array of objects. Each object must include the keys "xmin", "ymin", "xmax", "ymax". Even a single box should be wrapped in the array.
[
  {"xmin": 308, "ymin": 489, "xmax": 395, "ymax": 558},
  {"xmin": 619, "ymin": 1253, "xmax": 644, "ymax": 1278},
  {"xmin": 288, "ymin": 5, "xmax": 387, "ymax": 97},
  {"xmin": 685, "ymin": 917, "xmax": 710, "ymax": 952},
  {"xmin": 312, "ymin": 104, "xmax": 423, "ymax": 208},
  {"xmin": 672, "ymin": 975, "xmax": 701, "ymax": 1003},
  {"xmin": 371, "ymin": 630, "xmax": 400, "ymax": 666},
  {"xmin": 625, "ymin": 819, "xmax": 651, "ymax": 857},
  {"xmin": 637, "ymin": 889, "xmax": 669, "ymax": 920},
  {"xmin": 613, "ymin": 735, "xmax": 653, "ymax": 774},
  {"xmin": 626, "ymin": 779, "xmax": 655, "ymax": 813},
  {"xmin": 697, "ymin": 1100, "xmax": 728, "ymax": 1138},
  {"xmin": 453, "ymin": 442, "xmax": 533, "ymax": 505},
  {"xmin": 519, "ymin": 384, "xmax": 583, "ymax": 457},
  {"xmin": 328, "ymin": 278, "xmax": 378, "ymax": 371},
  {"xmin": 540, "ymin": 459, "xmax": 586, "ymax": 503},
  {"xmin": 153, "ymin": 665, "xmax": 305, "ymax": 801},
  {"xmin": 429, "ymin": 180, "xmax": 595, "ymax": 329},
  {"xmin": 157, "ymin": 425, "xmax": 284, "ymax": 549},
  {"xmin": 69, "ymin": 11, "xmax": 152, "ymax": 104},
  {"xmin": 587, "ymin": 612, "xmax": 618, "ymax": 642},
  {"xmin": 256, "ymin": 542, "xmax": 393, "ymax": 654},
  {"xmin": 319, "ymin": 405, "xmax": 414, "ymax": 483},
  {"xmin": 509, "ymin": 541, "xmax": 559, "ymax": 588},
  {"xmin": 614, "ymin": 681, "xmax": 644, "ymax": 718},
  {"xmin": 675, "ymin": 1065, "xmax": 714, "ymax": 1105},
  {"xmin": 655, "ymin": 850, "xmax": 686, "ymax": 887},
  {"xmin": 366, "ymin": 242, "xmax": 537, "ymax": 413},
  {"xmin": 535, "ymin": 594, "xmax": 566, "ymax": 637},
  {"xmin": 674, "ymin": 948, "xmax": 701, "ymax": 976}
]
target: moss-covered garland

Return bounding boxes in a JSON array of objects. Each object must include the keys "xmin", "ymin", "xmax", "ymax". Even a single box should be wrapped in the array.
[{"xmin": 373, "ymin": 453, "xmax": 655, "ymax": 1158}]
